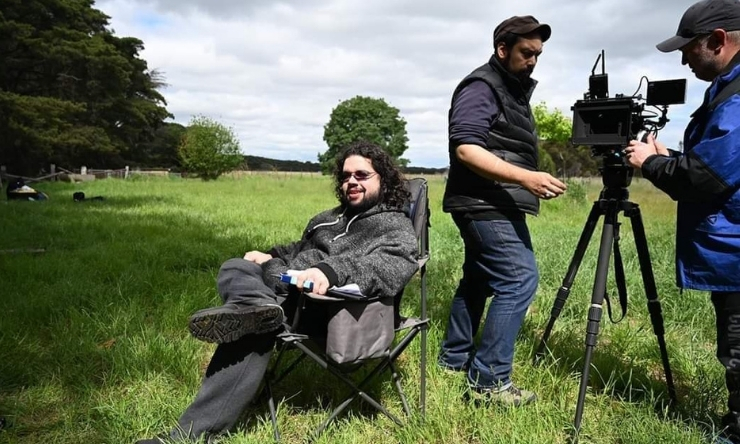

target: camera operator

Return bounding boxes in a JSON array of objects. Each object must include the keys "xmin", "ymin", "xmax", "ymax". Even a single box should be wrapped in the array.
[
  {"xmin": 438, "ymin": 15, "xmax": 566, "ymax": 406},
  {"xmin": 624, "ymin": 0, "xmax": 740, "ymax": 440}
]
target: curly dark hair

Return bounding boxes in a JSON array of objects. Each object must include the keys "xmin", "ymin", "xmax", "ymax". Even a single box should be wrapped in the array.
[{"xmin": 333, "ymin": 141, "xmax": 409, "ymax": 209}]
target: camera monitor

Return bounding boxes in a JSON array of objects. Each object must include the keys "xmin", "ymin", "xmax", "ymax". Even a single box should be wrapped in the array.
[{"xmin": 646, "ymin": 79, "xmax": 686, "ymax": 106}]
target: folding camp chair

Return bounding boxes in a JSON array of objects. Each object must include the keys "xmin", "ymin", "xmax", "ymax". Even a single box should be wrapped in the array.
[{"xmin": 260, "ymin": 177, "xmax": 430, "ymax": 442}]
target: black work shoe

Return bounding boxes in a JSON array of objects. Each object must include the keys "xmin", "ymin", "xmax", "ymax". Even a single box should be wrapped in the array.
[
  {"xmin": 188, "ymin": 304, "xmax": 283, "ymax": 344},
  {"xmin": 465, "ymin": 384, "xmax": 537, "ymax": 407}
]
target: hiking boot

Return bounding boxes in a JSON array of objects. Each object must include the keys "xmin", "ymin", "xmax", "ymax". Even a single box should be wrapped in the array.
[
  {"xmin": 188, "ymin": 304, "xmax": 283, "ymax": 344},
  {"xmin": 466, "ymin": 384, "xmax": 537, "ymax": 407},
  {"xmin": 718, "ymin": 412, "xmax": 740, "ymax": 444}
]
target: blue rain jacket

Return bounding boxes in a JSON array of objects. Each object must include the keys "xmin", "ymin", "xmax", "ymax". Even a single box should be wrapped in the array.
[{"xmin": 642, "ymin": 53, "xmax": 740, "ymax": 291}]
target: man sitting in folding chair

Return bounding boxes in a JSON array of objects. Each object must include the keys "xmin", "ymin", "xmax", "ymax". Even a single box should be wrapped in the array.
[{"xmin": 136, "ymin": 141, "xmax": 419, "ymax": 444}]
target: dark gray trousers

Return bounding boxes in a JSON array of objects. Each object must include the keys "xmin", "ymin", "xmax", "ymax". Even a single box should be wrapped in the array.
[
  {"xmin": 172, "ymin": 258, "xmax": 283, "ymax": 441},
  {"xmin": 713, "ymin": 292, "xmax": 740, "ymax": 411}
]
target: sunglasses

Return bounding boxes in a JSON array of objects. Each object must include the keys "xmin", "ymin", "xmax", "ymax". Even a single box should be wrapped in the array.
[{"xmin": 341, "ymin": 170, "xmax": 377, "ymax": 182}]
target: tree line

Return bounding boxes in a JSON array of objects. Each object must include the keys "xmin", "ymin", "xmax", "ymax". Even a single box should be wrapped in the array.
[{"xmin": 0, "ymin": 0, "xmax": 600, "ymax": 179}]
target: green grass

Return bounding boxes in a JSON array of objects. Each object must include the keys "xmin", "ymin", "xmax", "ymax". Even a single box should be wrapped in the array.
[{"xmin": 0, "ymin": 174, "xmax": 728, "ymax": 443}]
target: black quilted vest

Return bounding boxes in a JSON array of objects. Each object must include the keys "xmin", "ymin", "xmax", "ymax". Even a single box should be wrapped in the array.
[{"xmin": 443, "ymin": 55, "xmax": 540, "ymax": 216}]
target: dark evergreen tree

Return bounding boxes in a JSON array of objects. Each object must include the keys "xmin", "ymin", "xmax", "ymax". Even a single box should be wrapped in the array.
[{"xmin": 0, "ymin": 0, "xmax": 171, "ymax": 174}]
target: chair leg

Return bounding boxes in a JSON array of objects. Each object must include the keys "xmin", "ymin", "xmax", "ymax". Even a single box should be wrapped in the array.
[
  {"xmin": 421, "ymin": 324, "xmax": 427, "ymax": 417},
  {"xmin": 270, "ymin": 325, "xmax": 427, "ymax": 441},
  {"xmin": 272, "ymin": 353, "xmax": 308, "ymax": 386},
  {"xmin": 389, "ymin": 361, "xmax": 411, "ymax": 417},
  {"xmin": 263, "ymin": 342, "xmax": 298, "ymax": 443},
  {"xmin": 265, "ymin": 379, "xmax": 281, "ymax": 442},
  {"xmin": 310, "ymin": 396, "xmax": 356, "ymax": 442},
  {"xmin": 311, "ymin": 382, "xmax": 404, "ymax": 442},
  {"xmin": 292, "ymin": 342, "xmax": 405, "ymax": 429}
]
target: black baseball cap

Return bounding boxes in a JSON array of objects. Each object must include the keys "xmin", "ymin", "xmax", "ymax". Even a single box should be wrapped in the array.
[
  {"xmin": 493, "ymin": 15, "xmax": 551, "ymax": 45},
  {"xmin": 656, "ymin": 0, "xmax": 740, "ymax": 52}
]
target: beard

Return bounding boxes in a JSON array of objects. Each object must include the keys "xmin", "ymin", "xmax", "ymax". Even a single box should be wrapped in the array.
[
  {"xmin": 502, "ymin": 54, "xmax": 533, "ymax": 82},
  {"xmin": 342, "ymin": 188, "xmax": 382, "ymax": 216},
  {"xmin": 510, "ymin": 64, "xmax": 533, "ymax": 82},
  {"xmin": 691, "ymin": 50, "xmax": 721, "ymax": 82}
]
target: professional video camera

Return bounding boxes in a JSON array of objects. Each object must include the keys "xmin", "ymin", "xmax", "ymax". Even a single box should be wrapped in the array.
[{"xmin": 570, "ymin": 50, "xmax": 686, "ymax": 191}]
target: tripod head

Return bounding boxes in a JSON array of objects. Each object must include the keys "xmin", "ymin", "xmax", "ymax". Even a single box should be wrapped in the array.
[{"xmin": 598, "ymin": 147, "xmax": 632, "ymax": 201}]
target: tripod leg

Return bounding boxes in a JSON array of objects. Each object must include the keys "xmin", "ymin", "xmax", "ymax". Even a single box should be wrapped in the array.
[
  {"xmin": 573, "ymin": 206, "xmax": 617, "ymax": 440},
  {"xmin": 535, "ymin": 202, "xmax": 603, "ymax": 363},
  {"xmin": 627, "ymin": 205, "xmax": 677, "ymax": 405}
]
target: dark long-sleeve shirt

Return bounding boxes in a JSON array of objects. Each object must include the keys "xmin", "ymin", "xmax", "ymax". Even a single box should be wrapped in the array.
[{"xmin": 449, "ymin": 80, "xmax": 500, "ymax": 151}]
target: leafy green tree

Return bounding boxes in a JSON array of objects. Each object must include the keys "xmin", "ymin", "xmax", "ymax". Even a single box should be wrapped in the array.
[
  {"xmin": 320, "ymin": 96, "xmax": 408, "ymax": 174},
  {"xmin": 0, "ymin": 0, "xmax": 170, "ymax": 174},
  {"xmin": 533, "ymin": 102, "xmax": 599, "ymax": 177},
  {"xmin": 533, "ymin": 102, "xmax": 568, "ymax": 176},
  {"xmin": 178, "ymin": 116, "xmax": 243, "ymax": 180},
  {"xmin": 533, "ymin": 102, "xmax": 572, "ymax": 143}
]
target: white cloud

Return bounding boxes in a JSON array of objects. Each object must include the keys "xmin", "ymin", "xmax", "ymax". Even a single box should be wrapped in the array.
[{"xmin": 98, "ymin": 0, "xmax": 702, "ymax": 167}]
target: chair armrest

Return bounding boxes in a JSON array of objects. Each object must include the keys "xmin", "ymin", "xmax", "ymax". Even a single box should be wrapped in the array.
[
  {"xmin": 306, "ymin": 291, "xmax": 382, "ymax": 303},
  {"xmin": 305, "ymin": 293, "xmax": 346, "ymax": 302}
]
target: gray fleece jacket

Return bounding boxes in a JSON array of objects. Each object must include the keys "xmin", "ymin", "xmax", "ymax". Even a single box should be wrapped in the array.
[{"xmin": 262, "ymin": 204, "xmax": 418, "ymax": 299}]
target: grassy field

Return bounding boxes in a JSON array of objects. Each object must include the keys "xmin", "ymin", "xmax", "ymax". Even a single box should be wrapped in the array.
[{"xmin": 0, "ymin": 174, "xmax": 729, "ymax": 443}]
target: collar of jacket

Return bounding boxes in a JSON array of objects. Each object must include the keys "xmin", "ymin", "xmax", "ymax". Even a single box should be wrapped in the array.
[
  {"xmin": 336, "ymin": 202, "xmax": 404, "ymax": 219},
  {"xmin": 487, "ymin": 54, "xmax": 537, "ymax": 97}
]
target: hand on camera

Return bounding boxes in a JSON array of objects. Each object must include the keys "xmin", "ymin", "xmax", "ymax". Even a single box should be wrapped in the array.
[
  {"xmin": 522, "ymin": 171, "xmax": 567, "ymax": 200},
  {"xmin": 624, "ymin": 134, "xmax": 664, "ymax": 168}
]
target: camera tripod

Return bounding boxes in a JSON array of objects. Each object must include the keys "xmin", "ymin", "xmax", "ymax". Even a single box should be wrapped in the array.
[{"xmin": 534, "ymin": 160, "xmax": 677, "ymax": 441}]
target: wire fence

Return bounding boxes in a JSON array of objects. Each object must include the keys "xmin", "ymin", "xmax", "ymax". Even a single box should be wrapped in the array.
[{"xmin": 0, "ymin": 165, "xmax": 180, "ymax": 188}]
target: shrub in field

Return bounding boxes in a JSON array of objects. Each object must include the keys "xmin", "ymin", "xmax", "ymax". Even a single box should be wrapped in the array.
[
  {"xmin": 565, "ymin": 178, "xmax": 588, "ymax": 203},
  {"xmin": 178, "ymin": 115, "xmax": 243, "ymax": 180}
]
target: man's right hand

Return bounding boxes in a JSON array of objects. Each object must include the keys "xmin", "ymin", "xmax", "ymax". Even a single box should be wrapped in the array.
[
  {"xmin": 521, "ymin": 171, "xmax": 567, "ymax": 200},
  {"xmin": 243, "ymin": 251, "xmax": 273, "ymax": 264}
]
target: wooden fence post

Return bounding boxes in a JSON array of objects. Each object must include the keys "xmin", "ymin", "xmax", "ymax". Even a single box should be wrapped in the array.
[
  {"xmin": 125, "ymin": 166, "xmax": 130, "ymax": 179},
  {"xmin": 81, "ymin": 165, "xmax": 87, "ymax": 175},
  {"xmin": 0, "ymin": 165, "xmax": 5, "ymax": 188},
  {"xmin": 50, "ymin": 164, "xmax": 56, "ymax": 181}
]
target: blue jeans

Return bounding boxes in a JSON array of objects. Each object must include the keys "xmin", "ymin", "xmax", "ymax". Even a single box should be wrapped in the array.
[{"xmin": 439, "ymin": 216, "xmax": 538, "ymax": 389}]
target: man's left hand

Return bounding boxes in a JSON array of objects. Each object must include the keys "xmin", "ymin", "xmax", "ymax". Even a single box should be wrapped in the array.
[
  {"xmin": 624, "ymin": 134, "xmax": 661, "ymax": 168},
  {"xmin": 293, "ymin": 268, "xmax": 331, "ymax": 295}
]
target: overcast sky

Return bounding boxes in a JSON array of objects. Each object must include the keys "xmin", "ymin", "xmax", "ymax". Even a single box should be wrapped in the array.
[{"xmin": 96, "ymin": 0, "xmax": 705, "ymax": 168}]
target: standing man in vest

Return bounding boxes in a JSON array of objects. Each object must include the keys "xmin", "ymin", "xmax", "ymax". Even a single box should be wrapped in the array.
[
  {"xmin": 439, "ymin": 15, "xmax": 566, "ymax": 405},
  {"xmin": 624, "ymin": 0, "xmax": 740, "ymax": 440}
]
